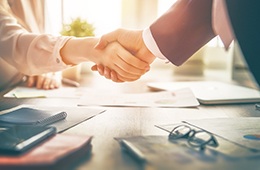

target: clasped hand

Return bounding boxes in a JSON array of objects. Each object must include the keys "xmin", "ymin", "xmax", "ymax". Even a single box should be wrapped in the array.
[
  {"xmin": 26, "ymin": 72, "xmax": 61, "ymax": 90},
  {"xmin": 92, "ymin": 29, "xmax": 156, "ymax": 82}
]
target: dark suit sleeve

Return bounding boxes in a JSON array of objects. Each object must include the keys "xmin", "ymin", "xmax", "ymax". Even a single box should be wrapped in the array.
[
  {"xmin": 150, "ymin": 0, "xmax": 215, "ymax": 66},
  {"xmin": 226, "ymin": 1, "xmax": 260, "ymax": 86}
]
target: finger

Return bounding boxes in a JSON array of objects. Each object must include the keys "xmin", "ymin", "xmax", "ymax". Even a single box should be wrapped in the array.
[
  {"xmin": 52, "ymin": 80, "xmax": 60, "ymax": 89},
  {"xmin": 106, "ymin": 43, "xmax": 149, "ymax": 77},
  {"xmin": 110, "ymin": 70, "xmax": 125, "ymax": 83},
  {"xmin": 45, "ymin": 79, "xmax": 53, "ymax": 89},
  {"xmin": 53, "ymin": 75, "xmax": 62, "ymax": 88},
  {"xmin": 104, "ymin": 67, "xmax": 112, "ymax": 79},
  {"xmin": 111, "ymin": 63, "xmax": 141, "ymax": 80},
  {"xmin": 91, "ymin": 65, "xmax": 98, "ymax": 71},
  {"xmin": 110, "ymin": 70, "xmax": 118, "ymax": 82},
  {"xmin": 111, "ymin": 78, "xmax": 124, "ymax": 83},
  {"xmin": 94, "ymin": 64, "xmax": 126, "ymax": 80},
  {"xmin": 111, "ymin": 56, "xmax": 147, "ymax": 79},
  {"xmin": 36, "ymin": 76, "xmax": 45, "ymax": 89},
  {"xmin": 27, "ymin": 76, "xmax": 36, "ymax": 87},
  {"xmin": 94, "ymin": 65, "xmax": 124, "ymax": 82},
  {"xmin": 114, "ymin": 52, "xmax": 149, "ymax": 75},
  {"xmin": 112, "ymin": 65, "xmax": 141, "ymax": 81},
  {"xmin": 49, "ymin": 78, "xmax": 60, "ymax": 89},
  {"xmin": 118, "ymin": 48, "xmax": 150, "ymax": 70},
  {"xmin": 97, "ymin": 64, "xmax": 132, "ymax": 81},
  {"xmin": 43, "ymin": 77, "xmax": 52, "ymax": 90},
  {"xmin": 117, "ymin": 73, "xmax": 140, "ymax": 82},
  {"xmin": 102, "ymin": 52, "xmax": 145, "ymax": 79},
  {"xmin": 97, "ymin": 65, "xmax": 105, "ymax": 76}
]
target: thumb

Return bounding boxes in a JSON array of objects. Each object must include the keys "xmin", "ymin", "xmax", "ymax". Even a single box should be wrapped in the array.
[
  {"xmin": 94, "ymin": 29, "xmax": 121, "ymax": 49},
  {"xmin": 94, "ymin": 37, "xmax": 109, "ymax": 50}
]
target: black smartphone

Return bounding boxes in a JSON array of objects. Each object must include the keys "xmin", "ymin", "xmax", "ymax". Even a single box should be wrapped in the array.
[{"xmin": 0, "ymin": 124, "xmax": 57, "ymax": 155}]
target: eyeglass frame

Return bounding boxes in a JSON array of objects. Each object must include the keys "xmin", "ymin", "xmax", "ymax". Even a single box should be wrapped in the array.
[{"xmin": 168, "ymin": 124, "xmax": 219, "ymax": 150}]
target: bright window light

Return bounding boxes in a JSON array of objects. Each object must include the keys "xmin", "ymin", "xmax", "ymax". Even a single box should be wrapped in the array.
[{"xmin": 45, "ymin": 0, "xmax": 121, "ymax": 36}]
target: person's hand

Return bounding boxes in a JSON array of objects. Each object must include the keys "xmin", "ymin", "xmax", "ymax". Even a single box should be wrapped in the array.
[
  {"xmin": 96, "ymin": 29, "xmax": 155, "ymax": 64},
  {"xmin": 91, "ymin": 65, "xmax": 124, "ymax": 82},
  {"xmin": 93, "ymin": 29, "xmax": 156, "ymax": 82},
  {"xmin": 60, "ymin": 37, "xmax": 149, "ymax": 82},
  {"xmin": 93, "ymin": 41, "xmax": 150, "ymax": 82},
  {"xmin": 26, "ymin": 73, "xmax": 61, "ymax": 90}
]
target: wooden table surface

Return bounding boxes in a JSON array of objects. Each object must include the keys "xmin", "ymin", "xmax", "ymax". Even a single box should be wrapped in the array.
[{"xmin": 1, "ymin": 66, "xmax": 259, "ymax": 170}]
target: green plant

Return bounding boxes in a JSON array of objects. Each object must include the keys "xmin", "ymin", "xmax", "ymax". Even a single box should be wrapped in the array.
[{"xmin": 60, "ymin": 17, "xmax": 95, "ymax": 37}]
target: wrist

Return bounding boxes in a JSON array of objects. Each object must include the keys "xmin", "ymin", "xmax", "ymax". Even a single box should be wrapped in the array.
[
  {"xmin": 137, "ymin": 31, "xmax": 156, "ymax": 64},
  {"xmin": 142, "ymin": 28, "xmax": 165, "ymax": 61},
  {"xmin": 60, "ymin": 37, "xmax": 99, "ymax": 65}
]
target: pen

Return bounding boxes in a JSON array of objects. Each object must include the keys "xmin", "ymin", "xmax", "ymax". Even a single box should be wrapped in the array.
[
  {"xmin": 255, "ymin": 104, "xmax": 260, "ymax": 111},
  {"xmin": 120, "ymin": 140, "xmax": 146, "ymax": 162},
  {"xmin": 62, "ymin": 78, "xmax": 80, "ymax": 87}
]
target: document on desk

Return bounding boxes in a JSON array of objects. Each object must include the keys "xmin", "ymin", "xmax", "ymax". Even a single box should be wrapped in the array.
[
  {"xmin": 3, "ymin": 86, "xmax": 85, "ymax": 98},
  {"xmin": 78, "ymin": 88, "xmax": 199, "ymax": 108},
  {"xmin": 156, "ymin": 117, "xmax": 260, "ymax": 158},
  {"xmin": 184, "ymin": 117, "xmax": 260, "ymax": 152},
  {"xmin": 116, "ymin": 135, "xmax": 227, "ymax": 170}
]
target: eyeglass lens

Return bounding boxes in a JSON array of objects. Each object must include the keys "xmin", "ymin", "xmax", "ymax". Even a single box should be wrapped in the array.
[
  {"xmin": 169, "ymin": 125, "xmax": 191, "ymax": 139},
  {"xmin": 188, "ymin": 131, "xmax": 213, "ymax": 147},
  {"xmin": 169, "ymin": 125, "xmax": 218, "ymax": 149}
]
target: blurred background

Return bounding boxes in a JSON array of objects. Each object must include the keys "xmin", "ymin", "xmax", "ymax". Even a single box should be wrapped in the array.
[
  {"xmin": 45, "ymin": 0, "xmax": 176, "ymax": 36},
  {"xmin": 44, "ymin": 0, "xmax": 253, "ymax": 87}
]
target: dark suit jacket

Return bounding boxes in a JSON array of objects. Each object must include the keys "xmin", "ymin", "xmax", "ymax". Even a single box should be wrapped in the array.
[
  {"xmin": 150, "ymin": 0, "xmax": 215, "ymax": 66},
  {"xmin": 226, "ymin": 1, "xmax": 260, "ymax": 86},
  {"xmin": 150, "ymin": 0, "xmax": 260, "ymax": 86}
]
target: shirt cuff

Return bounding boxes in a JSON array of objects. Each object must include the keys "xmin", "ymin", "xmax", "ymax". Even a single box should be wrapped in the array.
[{"xmin": 142, "ymin": 27, "xmax": 167, "ymax": 60}]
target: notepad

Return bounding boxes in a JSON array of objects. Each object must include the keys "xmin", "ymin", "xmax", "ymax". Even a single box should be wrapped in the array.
[{"xmin": 0, "ymin": 107, "xmax": 67, "ymax": 126}]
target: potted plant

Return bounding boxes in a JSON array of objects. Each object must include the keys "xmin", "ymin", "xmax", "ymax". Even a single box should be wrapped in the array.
[
  {"xmin": 60, "ymin": 17, "xmax": 95, "ymax": 81},
  {"xmin": 60, "ymin": 17, "xmax": 95, "ymax": 37}
]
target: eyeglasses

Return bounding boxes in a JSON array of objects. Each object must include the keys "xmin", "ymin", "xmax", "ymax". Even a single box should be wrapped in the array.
[{"xmin": 168, "ymin": 125, "xmax": 218, "ymax": 150}]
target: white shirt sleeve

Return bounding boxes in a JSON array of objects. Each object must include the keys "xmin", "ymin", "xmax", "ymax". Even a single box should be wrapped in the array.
[
  {"xmin": 142, "ymin": 27, "xmax": 167, "ymax": 60},
  {"xmin": 212, "ymin": 0, "xmax": 234, "ymax": 49}
]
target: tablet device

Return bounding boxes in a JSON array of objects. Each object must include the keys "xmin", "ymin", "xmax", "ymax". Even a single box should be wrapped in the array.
[{"xmin": 147, "ymin": 81, "xmax": 260, "ymax": 104}]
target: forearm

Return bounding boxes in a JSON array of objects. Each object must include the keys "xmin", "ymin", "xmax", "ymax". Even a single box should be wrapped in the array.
[
  {"xmin": 150, "ymin": 0, "xmax": 215, "ymax": 66},
  {"xmin": 60, "ymin": 37, "xmax": 100, "ymax": 65},
  {"xmin": 0, "ymin": 14, "xmax": 69, "ymax": 75}
]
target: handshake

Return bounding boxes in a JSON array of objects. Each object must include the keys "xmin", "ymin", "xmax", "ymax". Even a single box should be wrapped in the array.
[{"xmin": 91, "ymin": 29, "xmax": 156, "ymax": 83}]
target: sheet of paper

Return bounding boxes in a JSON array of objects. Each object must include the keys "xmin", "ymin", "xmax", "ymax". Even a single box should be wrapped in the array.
[
  {"xmin": 184, "ymin": 117, "xmax": 260, "ymax": 151},
  {"xmin": 3, "ymin": 86, "xmax": 86, "ymax": 98},
  {"xmin": 78, "ymin": 88, "xmax": 199, "ymax": 108},
  {"xmin": 156, "ymin": 118, "xmax": 260, "ymax": 158}
]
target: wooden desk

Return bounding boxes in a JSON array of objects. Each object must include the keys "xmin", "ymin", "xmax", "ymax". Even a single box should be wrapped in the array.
[{"xmin": 0, "ymin": 67, "xmax": 259, "ymax": 170}]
